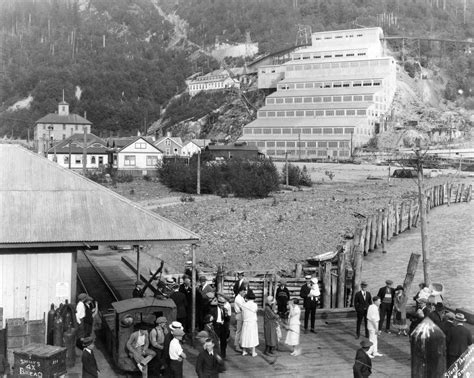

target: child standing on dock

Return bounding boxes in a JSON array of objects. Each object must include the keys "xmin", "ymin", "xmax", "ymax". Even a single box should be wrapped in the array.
[{"xmin": 285, "ymin": 299, "xmax": 301, "ymax": 356}]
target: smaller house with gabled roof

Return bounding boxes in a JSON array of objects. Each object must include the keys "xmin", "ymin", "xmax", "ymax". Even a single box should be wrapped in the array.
[
  {"xmin": 46, "ymin": 133, "xmax": 108, "ymax": 170},
  {"xmin": 34, "ymin": 99, "xmax": 91, "ymax": 155},
  {"xmin": 154, "ymin": 132, "xmax": 183, "ymax": 157},
  {"xmin": 114, "ymin": 136, "xmax": 163, "ymax": 175}
]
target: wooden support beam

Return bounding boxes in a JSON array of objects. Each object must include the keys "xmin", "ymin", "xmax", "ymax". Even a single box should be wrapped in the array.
[
  {"xmin": 387, "ymin": 204, "xmax": 392, "ymax": 241},
  {"xmin": 394, "ymin": 203, "xmax": 399, "ymax": 235},
  {"xmin": 369, "ymin": 214, "xmax": 376, "ymax": 252},
  {"xmin": 376, "ymin": 210, "xmax": 383, "ymax": 248},
  {"xmin": 337, "ymin": 248, "xmax": 347, "ymax": 308},
  {"xmin": 323, "ymin": 262, "xmax": 332, "ymax": 309},
  {"xmin": 364, "ymin": 218, "xmax": 371, "ymax": 255},
  {"xmin": 399, "ymin": 202, "xmax": 405, "ymax": 233}
]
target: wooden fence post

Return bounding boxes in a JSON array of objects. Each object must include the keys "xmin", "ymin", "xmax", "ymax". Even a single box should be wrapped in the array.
[
  {"xmin": 364, "ymin": 218, "xmax": 371, "ymax": 255},
  {"xmin": 399, "ymin": 202, "xmax": 406, "ymax": 232},
  {"xmin": 382, "ymin": 208, "xmax": 388, "ymax": 240},
  {"xmin": 376, "ymin": 210, "xmax": 383, "ymax": 247},
  {"xmin": 387, "ymin": 204, "xmax": 393, "ymax": 241},
  {"xmin": 402, "ymin": 253, "xmax": 420, "ymax": 292},
  {"xmin": 295, "ymin": 263, "xmax": 303, "ymax": 278},
  {"xmin": 337, "ymin": 249, "xmax": 347, "ymax": 308},
  {"xmin": 460, "ymin": 183, "xmax": 466, "ymax": 202},
  {"xmin": 394, "ymin": 203, "xmax": 399, "ymax": 235},
  {"xmin": 323, "ymin": 262, "xmax": 332, "ymax": 309},
  {"xmin": 467, "ymin": 184, "xmax": 472, "ymax": 203},
  {"xmin": 447, "ymin": 184, "xmax": 452, "ymax": 206},
  {"xmin": 369, "ymin": 214, "xmax": 377, "ymax": 251},
  {"xmin": 407, "ymin": 200, "xmax": 412, "ymax": 230}
]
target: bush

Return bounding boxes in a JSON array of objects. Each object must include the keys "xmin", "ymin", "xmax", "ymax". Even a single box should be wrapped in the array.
[
  {"xmin": 116, "ymin": 174, "xmax": 134, "ymax": 183},
  {"xmin": 158, "ymin": 157, "xmax": 280, "ymax": 198},
  {"xmin": 281, "ymin": 164, "xmax": 312, "ymax": 187}
]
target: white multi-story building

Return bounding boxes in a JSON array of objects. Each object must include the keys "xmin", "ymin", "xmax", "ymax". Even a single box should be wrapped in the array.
[
  {"xmin": 34, "ymin": 100, "xmax": 91, "ymax": 155},
  {"xmin": 187, "ymin": 68, "xmax": 241, "ymax": 97},
  {"xmin": 239, "ymin": 27, "xmax": 396, "ymax": 159}
]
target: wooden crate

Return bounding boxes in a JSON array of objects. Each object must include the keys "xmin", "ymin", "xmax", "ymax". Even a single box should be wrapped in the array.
[{"xmin": 13, "ymin": 343, "xmax": 66, "ymax": 378}]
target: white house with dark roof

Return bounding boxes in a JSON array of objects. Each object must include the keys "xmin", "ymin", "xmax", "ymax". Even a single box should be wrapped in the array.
[
  {"xmin": 34, "ymin": 99, "xmax": 91, "ymax": 155},
  {"xmin": 46, "ymin": 133, "xmax": 108, "ymax": 169},
  {"xmin": 115, "ymin": 136, "xmax": 163, "ymax": 174}
]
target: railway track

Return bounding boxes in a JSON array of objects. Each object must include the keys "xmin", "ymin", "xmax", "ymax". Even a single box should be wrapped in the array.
[{"xmin": 77, "ymin": 250, "xmax": 121, "ymax": 312}]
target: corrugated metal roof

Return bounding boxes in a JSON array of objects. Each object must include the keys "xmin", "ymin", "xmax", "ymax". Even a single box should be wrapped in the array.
[
  {"xmin": 268, "ymin": 87, "xmax": 378, "ymax": 97},
  {"xmin": 36, "ymin": 113, "xmax": 92, "ymax": 125},
  {"xmin": 242, "ymin": 117, "xmax": 365, "ymax": 128},
  {"xmin": 280, "ymin": 73, "xmax": 387, "ymax": 82},
  {"xmin": 260, "ymin": 102, "xmax": 372, "ymax": 111},
  {"xmin": 47, "ymin": 133, "xmax": 108, "ymax": 154},
  {"xmin": 0, "ymin": 145, "xmax": 199, "ymax": 246}
]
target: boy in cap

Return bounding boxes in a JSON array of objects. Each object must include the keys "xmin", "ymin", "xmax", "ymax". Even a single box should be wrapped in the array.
[
  {"xmin": 353, "ymin": 340, "xmax": 373, "ymax": 377},
  {"xmin": 149, "ymin": 316, "xmax": 168, "ymax": 376},
  {"xmin": 377, "ymin": 280, "xmax": 395, "ymax": 332},
  {"xmin": 169, "ymin": 329, "xmax": 186, "ymax": 377},
  {"xmin": 211, "ymin": 295, "xmax": 231, "ymax": 358},
  {"xmin": 81, "ymin": 337, "xmax": 99, "ymax": 378},
  {"xmin": 76, "ymin": 293, "xmax": 87, "ymax": 340},
  {"xmin": 354, "ymin": 281, "xmax": 372, "ymax": 339}
]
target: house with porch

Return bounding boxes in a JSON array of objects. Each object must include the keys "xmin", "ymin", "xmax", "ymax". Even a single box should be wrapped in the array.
[{"xmin": 46, "ymin": 133, "xmax": 108, "ymax": 170}]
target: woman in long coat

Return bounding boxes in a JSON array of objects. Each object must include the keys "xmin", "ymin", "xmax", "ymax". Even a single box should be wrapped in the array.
[
  {"xmin": 393, "ymin": 285, "xmax": 408, "ymax": 336},
  {"xmin": 240, "ymin": 291, "xmax": 259, "ymax": 357},
  {"xmin": 263, "ymin": 296, "xmax": 279, "ymax": 355},
  {"xmin": 285, "ymin": 299, "xmax": 301, "ymax": 356}
]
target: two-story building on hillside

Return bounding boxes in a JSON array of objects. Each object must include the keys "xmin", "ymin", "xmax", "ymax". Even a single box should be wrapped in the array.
[
  {"xmin": 34, "ymin": 100, "xmax": 91, "ymax": 155},
  {"xmin": 187, "ymin": 68, "xmax": 241, "ymax": 97},
  {"xmin": 239, "ymin": 27, "xmax": 396, "ymax": 160}
]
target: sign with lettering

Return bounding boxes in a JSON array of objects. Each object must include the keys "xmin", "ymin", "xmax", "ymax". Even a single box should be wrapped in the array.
[
  {"xmin": 445, "ymin": 345, "xmax": 474, "ymax": 378},
  {"xmin": 16, "ymin": 358, "xmax": 43, "ymax": 377}
]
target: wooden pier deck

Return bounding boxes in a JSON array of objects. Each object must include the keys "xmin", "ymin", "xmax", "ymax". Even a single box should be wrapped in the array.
[{"xmin": 181, "ymin": 316, "xmax": 411, "ymax": 378}]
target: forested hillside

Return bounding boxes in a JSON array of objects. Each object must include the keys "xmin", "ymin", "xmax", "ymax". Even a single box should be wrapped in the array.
[{"xmin": 0, "ymin": 0, "xmax": 472, "ymax": 140}]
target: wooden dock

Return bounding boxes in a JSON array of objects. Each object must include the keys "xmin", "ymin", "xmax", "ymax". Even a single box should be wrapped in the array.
[{"xmin": 181, "ymin": 316, "xmax": 411, "ymax": 378}]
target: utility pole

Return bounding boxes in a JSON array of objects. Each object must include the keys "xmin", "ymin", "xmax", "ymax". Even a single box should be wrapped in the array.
[
  {"xmin": 285, "ymin": 151, "xmax": 289, "ymax": 186},
  {"xmin": 298, "ymin": 133, "xmax": 301, "ymax": 160},
  {"xmin": 350, "ymin": 132, "xmax": 354, "ymax": 158},
  {"xmin": 415, "ymin": 147, "xmax": 430, "ymax": 285},
  {"xmin": 83, "ymin": 126, "xmax": 87, "ymax": 175},
  {"xmin": 196, "ymin": 150, "xmax": 201, "ymax": 195}
]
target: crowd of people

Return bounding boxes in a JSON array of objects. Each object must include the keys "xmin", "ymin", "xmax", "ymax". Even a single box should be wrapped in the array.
[
  {"xmin": 353, "ymin": 280, "xmax": 472, "ymax": 377},
  {"xmin": 76, "ymin": 272, "xmax": 471, "ymax": 378}
]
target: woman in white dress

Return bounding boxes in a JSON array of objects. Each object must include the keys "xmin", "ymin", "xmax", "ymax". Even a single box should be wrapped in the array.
[
  {"xmin": 285, "ymin": 298, "xmax": 301, "ymax": 356},
  {"xmin": 240, "ymin": 291, "xmax": 259, "ymax": 357}
]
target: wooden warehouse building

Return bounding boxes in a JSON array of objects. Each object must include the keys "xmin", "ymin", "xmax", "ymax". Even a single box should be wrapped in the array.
[{"xmin": 0, "ymin": 144, "xmax": 199, "ymax": 346}]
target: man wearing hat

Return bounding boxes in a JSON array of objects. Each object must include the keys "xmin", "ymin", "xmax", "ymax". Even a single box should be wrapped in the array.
[
  {"xmin": 170, "ymin": 284, "xmax": 188, "ymax": 332},
  {"xmin": 198, "ymin": 276, "xmax": 214, "ymax": 327},
  {"xmin": 81, "ymin": 337, "xmax": 99, "ymax": 378},
  {"xmin": 149, "ymin": 316, "xmax": 169, "ymax": 376},
  {"xmin": 442, "ymin": 312, "xmax": 455, "ymax": 334},
  {"xmin": 211, "ymin": 295, "xmax": 231, "ymax": 358},
  {"xmin": 353, "ymin": 340, "xmax": 373, "ymax": 377},
  {"xmin": 446, "ymin": 313, "xmax": 472, "ymax": 369},
  {"xmin": 76, "ymin": 293, "xmax": 87, "ymax": 340},
  {"xmin": 203, "ymin": 315, "xmax": 220, "ymax": 351},
  {"xmin": 428, "ymin": 302, "xmax": 445, "ymax": 330},
  {"xmin": 163, "ymin": 321, "xmax": 184, "ymax": 375},
  {"xmin": 300, "ymin": 275, "xmax": 319, "ymax": 333},
  {"xmin": 169, "ymin": 329, "xmax": 186, "ymax": 377},
  {"xmin": 354, "ymin": 281, "xmax": 372, "ymax": 339},
  {"xmin": 195, "ymin": 338, "xmax": 225, "ymax": 377},
  {"xmin": 233, "ymin": 271, "xmax": 247, "ymax": 296},
  {"xmin": 377, "ymin": 280, "xmax": 395, "ymax": 332},
  {"xmin": 132, "ymin": 281, "xmax": 144, "ymax": 298}
]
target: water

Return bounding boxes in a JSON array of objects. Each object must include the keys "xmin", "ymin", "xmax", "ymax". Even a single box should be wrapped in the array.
[{"xmin": 362, "ymin": 203, "xmax": 474, "ymax": 310}]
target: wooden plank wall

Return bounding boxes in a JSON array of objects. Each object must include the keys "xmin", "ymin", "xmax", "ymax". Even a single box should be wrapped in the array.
[{"xmin": 0, "ymin": 252, "xmax": 73, "ymax": 322}]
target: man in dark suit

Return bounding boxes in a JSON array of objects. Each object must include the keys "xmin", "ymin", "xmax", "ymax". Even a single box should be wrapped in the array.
[
  {"xmin": 81, "ymin": 337, "xmax": 99, "ymax": 378},
  {"xmin": 210, "ymin": 296, "xmax": 231, "ymax": 358},
  {"xmin": 179, "ymin": 275, "xmax": 193, "ymax": 333},
  {"xmin": 170, "ymin": 283, "xmax": 188, "ymax": 331},
  {"xmin": 354, "ymin": 281, "xmax": 372, "ymax": 339},
  {"xmin": 446, "ymin": 313, "xmax": 473, "ymax": 369},
  {"xmin": 300, "ymin": 275, "xmax": 319, "ymax": 333},
  {"xmin": 353, "ymin": 340, "xmax": 373, "ymax": 378},
  {"xmin": 232, "ymin": 271, "xmax": 246, "ymax": 296},
  {"xmin": 377, "ymin": 280, "xmax": 395, "ymax": 332},
  {"xmin": 195, "ymin": 338, "xmax": 225, "ymax": 377}
]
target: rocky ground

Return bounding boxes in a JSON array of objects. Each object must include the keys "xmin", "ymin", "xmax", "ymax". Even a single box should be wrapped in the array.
[{"xmin": 108, "ymin": 164, "xmax": 467, "ymax": 275}]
